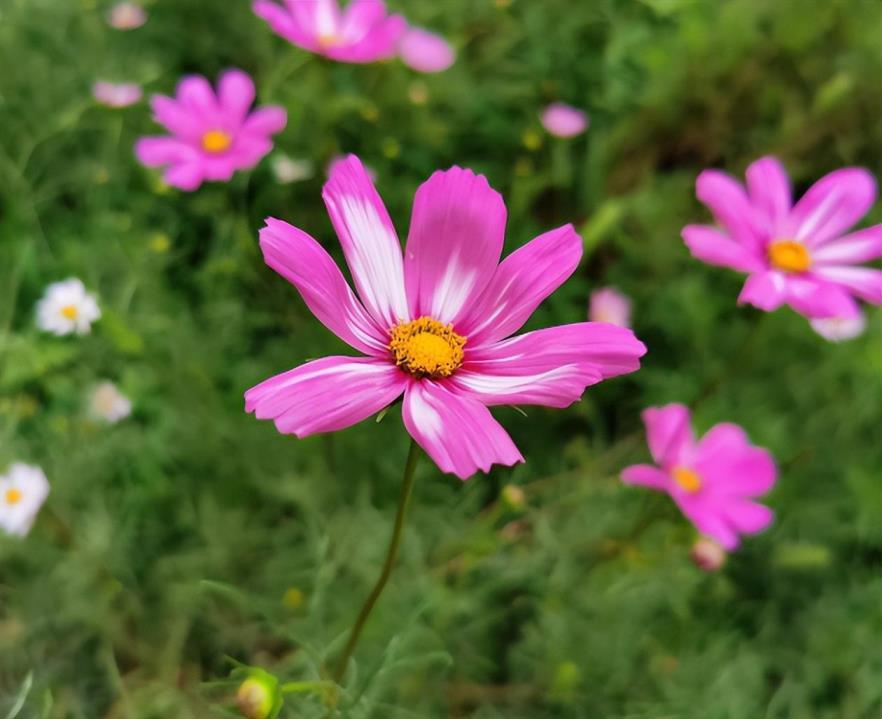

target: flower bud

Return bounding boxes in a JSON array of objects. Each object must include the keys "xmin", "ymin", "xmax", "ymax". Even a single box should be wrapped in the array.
[
  {"xmin": 236, "ymin": 669, "xmax": 281, "ymax": 719},
  {"xmin": 501, "ymin": 484, "xmax": 526, "ymax": 511},
  {"xmin": 690, "ymin": 537, "xmax": 727, "ymax": 572}
]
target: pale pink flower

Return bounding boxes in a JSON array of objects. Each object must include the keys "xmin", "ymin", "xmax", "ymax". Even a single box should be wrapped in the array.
[
  {"xmin": 398, "ymin": 27, "xmax": 455, "ymax": 73},
  {"xmin": 540, "ymin": 103, "xmax": 588, "ymax": 138},
  {"xmin": 810, "ymin": 312, "xmax": 866, "ymax": 342},
  {"xmin": 107, "ymin": 2, "xmax": 147, "ymax": 30},
  {"xmin": 246, "ymin": 156, "xmax": 646, "ymax": 479},
  {"xmin": 622, "ymin": 404, "xmax": 776, "ymax": 550},
  {"xmin": 135, "ymin": 69, "xmax": 286, "ymax": 191},
  {"xmin": 683, "ymin": 156, "xmax": 882, "ymax": 319},
  {"xmin": 252, "ymin": 0, "xmax": 405, "ymax": 64},
  {"xmin": 691, "ymin": 537, "xmax": 727, "ymax": 572},
  {"xmin": 588, "ymin": 287, "xmax": 631, "ymax": 327},
  {"xmin": 92, "ymin": 81, "xmax": 142, "ymax": 108}
]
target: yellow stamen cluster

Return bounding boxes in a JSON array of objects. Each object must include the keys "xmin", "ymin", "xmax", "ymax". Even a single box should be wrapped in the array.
[
  {"xmin": 5, "ymin": 488, "xmax": 23, "ymax": 505},
  {"xmin": 389, "ymin": 317, "xmax": 466, "ymax": 378},
  {"xmin": 672, "ymin": 466, "xmax": 702, "ymax": 493},
  {"xmin": 61, "ymin": 304, "xmax": 79, "ymax": 320},
  {"xmin": 317, "ymin": 32, "xmax": 340, "ymax": 48},
  {"xmin": 201, "ymin": 129, "xmax": 233, "ymax": 154},
  {"xmin": 768, "ymin": 239, "xmax": 812, "ymax": 273}
]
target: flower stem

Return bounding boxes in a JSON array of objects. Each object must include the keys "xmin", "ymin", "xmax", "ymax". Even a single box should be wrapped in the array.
[{"xmin": 331, "ymin": 439, "xmax": 421, "ymax": 685}]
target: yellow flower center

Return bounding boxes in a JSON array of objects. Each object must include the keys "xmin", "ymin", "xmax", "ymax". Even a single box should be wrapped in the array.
[
  {"xmin": 5, "ymin": 488, "xmax": 23, "ymax": 505},
  {"xmin": 317, "ymin": 32, "xmax": 340, "ymax": 48},
  {"xmin": 60, "ymin": 304, "xmax": 79, "ymax": 320},
  {"xmin": 672, "ymin": 466, "xmax": 702, "ymax": 493},
  {"xmin": 768, "ymin": 239, "xmax": 812, "ymax": 273},
  {"xmin": 201, "ymin": 129, "xmax": 232, "ymax": 153},
  {"xmin": 389, "ymin": 317, "xmax": 466, "ymax": 378}
]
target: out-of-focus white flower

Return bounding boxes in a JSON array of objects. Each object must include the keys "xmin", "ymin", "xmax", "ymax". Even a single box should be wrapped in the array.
[
  {"xmin": 540, "ymin": 102, "xmax": 589, "ymax": 138},
  {"xmin": 589, "ymin": 287, "xmax": 631, "ymax": 328},
  {"xmin": 270, "ymin": 154, "xmax": 314, "ymax": 184},
  {"xmin": 810, "ymin": 312, "xmax": 866, "ymax": 342},
  {"xmin": 107, "ymin": 2, "xmax": 147, "ymax": 29},
  {"xmin": 0, "ymin": 464, "xmax": 49, "ymax": 538},
  {"xmin": 36, "ymin": 279, "xmax": 101, "ymax": 336},
  {"xmin": 90, "ymin": 382, "xmax": 132, "ymax": 423},
  {"xmin": 690, "ymin": 536, "xmax": 727, "ymax": 572},
  {"xmin": 92, "ymin": 81, "xmax": 142, "ymax": 108}
]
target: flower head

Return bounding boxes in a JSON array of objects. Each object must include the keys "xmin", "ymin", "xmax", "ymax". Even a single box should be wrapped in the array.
[
  {"xmin": 683, "ymin": 156, "xmax": 882, "ymax": 319},
  {"xmin": 588, "ymin": 287, "xmax": 631, "ymax": 327},
  {"xmin": 135, "ymin": 69, "xmax": 286, "ymax": 191},
  {"xmin": 234, "ymin": 668, "xmax": 282, "ymax": 719},
  {"xmin": 252, "ymin": 0, "xmax": 405, "ymax": 64},
  {"xmin": 810, "ymin": 312, "xmax": 866, "ymax": 342},
  {"xmin": 540, "ymin": 103, "xmax": 589, "ymax": 138},
  {"xmin": 92, "ymin": 81, "xmax": 142, "ymax": 108},
  {"xmin": 107, "ymin": 2, "xmax": 147, "ymax": 29},
  {"xmin": 0, "ymin": 464, "xmax": 49, "ymax": 538},
  {"xmin": 36, "ymin": 278, "xmax": 101, "ymax": 336},
  {"xmin": 90, "ymin": 381, "xmax": 132, "ymax": 423},
  {"xmin": 245, "ymin": 156, "xmax": 646, "ymax": 479},
  {"xmin": 270, "ymin": 154, "xmax": 314, "ymax": 184},
  {"xmin": 622, "ymin": 404, "xmax": 776, "ymax": 550},
  {"xmin": 690, "ymin": 536, "xmax": 727, "ymax": 572},
  {"xmin": 398, "ymin": 27, "xmax": 455, "ymax": 73}
]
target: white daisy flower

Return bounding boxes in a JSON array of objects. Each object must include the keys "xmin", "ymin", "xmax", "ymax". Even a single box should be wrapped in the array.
[
  {"xmin": 810, "ymin": 312, "xmax": 866, "ymax": 342},
  {"xmin": 90, "ymin": 381, "xmax": 132, "ymax": 423},
  {"xmin": 270, "ymin": 154, "xmax": 314, "ymax": 184},
  {"xmin": 36, "ymin": 278, "xmax": 101, "ymax": 336},
  {"xmin": 0, "ymin": 463, "xmax": 49, "ymax": 537}
]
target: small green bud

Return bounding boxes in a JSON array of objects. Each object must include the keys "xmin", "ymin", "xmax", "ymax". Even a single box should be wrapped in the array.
[{"xmin": 236, "ymin": 669, "xmax": 281, "ymax": 719}]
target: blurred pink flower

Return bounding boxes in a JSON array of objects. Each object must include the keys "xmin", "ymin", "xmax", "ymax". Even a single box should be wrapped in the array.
[
  {"xmin": 246, "ymin": 155, "xmax": 646, "ymax": 479},
  {"xmin": 810, "ymin": 312, "xmax": 866, "ymax": 342},
  {"xmin": 540, "ymin": 103, "xmax": 588, "ymax": 138},
  {"xmin": 589, "ymin": 287, "xmax": 631, "ymax": 327},
  {"xmin": 622, "ymin": 404, "xmax": 776, "ymax": 551},
  {"xmin": 252, "ymin": 0, "xmax": 405, "ymax": 63},
  {"xmin": 135, "ymin": 69, "xmax": 286, "ymax": 191},
  {"xmin": 691, "ymin": 537, "xmax": 727, "ymax": 572},
  {"xmin": 107, "ymin": 2, "xmax": 147, "ymax": 30},
  {"xmin": 92, "ymin": 81, "xmax": 142, "ymax": 108},
  {"xmin": 398, "ymin": 27, "xmax": 455, "ymax": 73},
  {"xmin": 683, "ymin": 156, "xmax": 882, "ymax": 319}
]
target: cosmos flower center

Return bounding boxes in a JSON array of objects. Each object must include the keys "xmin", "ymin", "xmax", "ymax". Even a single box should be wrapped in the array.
[
  {"xmin": 5, "ymin": 488, "xmax": 23, "ymax": 505},
  {"xmin": 672, "ymin": 466, "xmax": 702, "ymax": 493},
  {"xmin": 768, "ymin": 239, "xmax": 812, "ymax": 273},
  {"xmin": 317, "ymin": 32, "xmax": 341, "ymax": 48},
  {"xmin": 201, "ymin": 129, "xmax": 233, "ymax": 153},
  {"xmin": 61, "ymin": 304, "xmax": 79, "ymax": 320},
  {"xmin": 389, "ymin": 317, "xmax": 466, "ymax": 378}
]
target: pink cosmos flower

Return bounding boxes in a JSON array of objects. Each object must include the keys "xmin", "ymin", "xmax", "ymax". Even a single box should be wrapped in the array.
[
  {"xmin": 107, "ymin": 2, "xmax": 147, "ymax": 30},
  {"xmin": 621, "ymin": 404, "xmax": 776, "ymax": 550},
  {"xmin": 246, "ymin": 155, "xmax": 647, "ymax": 479},
  {"xmin": 398, "ymin": 27, "xmax": 455, "ymax": 73},
  {"xmin": 589, "ymin": 287, "xmax": 631, "ymax": 328},
  {"xmin": 92, "ymin": 81, "xmax": 142, "ymax": 108},
  {"xmin": 252, "ymin": 0, "xmax": 405, "ymax": 64},
  {"xmin": 540, "ymin": 103, "xmax": 589, "ymax": 138},
  {"xmin": 135, "ymin": 69, "xmax": 286, "ymax": 191},
  {"xmin": 683, "ymin": 156, "xmax": 882, "ymax": 319}
]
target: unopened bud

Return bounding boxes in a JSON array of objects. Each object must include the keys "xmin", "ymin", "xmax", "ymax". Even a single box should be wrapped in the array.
[
  {"xmin": 501, "ymin": 484, "xmax": 526, "ymax": 510},
  {"xmin": 236, "ymin": 669, "xmax": 280, "ymax": 719},
  {"xmin": 690, "ymin": 537, "xmax": 726, "ymax": 572}
]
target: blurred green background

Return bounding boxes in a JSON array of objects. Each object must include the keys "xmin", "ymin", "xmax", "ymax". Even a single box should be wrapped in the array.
[{"xmin": 2, "ymin": 0, "xmax": 882, "ymax": 717}]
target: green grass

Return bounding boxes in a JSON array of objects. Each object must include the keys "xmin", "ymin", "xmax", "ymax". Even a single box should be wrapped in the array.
[{"xmin": 2, "ymin": 0, "xmax": 882, "ymax": 717}]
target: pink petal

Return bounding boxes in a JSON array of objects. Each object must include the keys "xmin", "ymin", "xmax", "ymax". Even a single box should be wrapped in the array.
[
  {"xmin": 241, "ymin": 106, "xmax": 288, "ymax": 136},
  {"xmin": 720, "ymin": 499, "xmax": 774, "ymax": 534},
  {"xmin": 695, "ymin": 169, "xmax": 765, "ymax": 251},
  {"xmin": 588, "ymin": 287, "xmax": 632, "ymax": 328},
  {"xmin": 135, "ymin": 137, "xmax": 197, "ymax": 167},
  {"xmin": 810, "ymin": 313, "xmax": 867, "ymax": 342},
  {"xmin": 745, "ymin": 156, "xmax": 792, "ymax": 232},
  {"xmin": 330, "ymin": 13, "xmax": 405, "ymax": 62},
  {"xmin": 402, "ymin": 380, "xmax": 523, "ymax": 480},
  {"xmin": 784, "ymin": 275, "xmax": 861, "ymax": 318},
  {"xmin": 682, "ymin": 225, "xmax": 764, "ymax": 272},
  {"xmin": 540, "ymin": 103, "xmax": 589, "ymax": 138},
  {"xmin": 812, "ymin": 266, "xmax": 882, "ymax": 304},
  {"xmin": 252, "ymin": 0, "xmax": 317, "ymax": 49},
  {"xmin": 339, "ymin": 0, "xmax": 386, "ymax": 39},
  {"xmin": 621, "ymin": 464, "xmax": 670, "ymax": 490},
  {"xmin": 150, "ymin": 96, "xmax": 205, "ymax": 140},
  {"xmin": 258, "ymin": 218, "xmax": 388, "ymax": 355},
  {"xmin": 404, "ymin": 167, "xmax": 506, "ymax": 323},
  {"xmin": 680, "ymin": 504, "xmax": 741, "ymax": 551},
  {"xmin": 176, "ymin": 75, "xmax": 221, "ymax": 124},
  {"xmin": 245, "ymin": 356, "xmax": 406, "ymax": 437},
  {"xmin": 812, "ymin": 225, "xmax": 882, "ymax": 265},
  {"xmin": 452, "ymin": 323, "xmax": 646, "ymax": 408},
  {"xmin": 217, "ymin": 69, "xmax": 256, "ymax": 124},
  {"xmin": 398, "ymin": 27, "xmax": 455, "ymax": 73},
  {"xmin": 789, "ymin": 168, "xmax": 876, "ymax": 246},
  {"xmin": 163, "ymin": 163, "xmax": 205, "ymax": 191},
  {"xmin": 459, "ymin": 224, "xmax": 582, "ymax": 345},
  {"xmin": 322, "ymin": 155, "xmax": 409, "ymax": 327},
  {"xmin": 642, "ymin": 403, "xmax": 694, "ymax": 468},
  {"xmin": 693, "ymin": 423, "xmax": 777, "ymax": 497},
  {"xmin": 737, "ymin": 271, "xmax": 787, "ymax": 312}
]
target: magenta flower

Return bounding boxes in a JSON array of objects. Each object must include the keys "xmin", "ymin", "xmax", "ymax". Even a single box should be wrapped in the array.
[
  {"xmin": 135, "ymin": 70, "xmax": 286, "ymax": 191},
  {"xmin": 589, "ymin": 287, "xmax": 631, "ymax": 328},
  {"xmin": 246, "ymin": 156, "xmax": 647, "ymax": 479},
  {"xmin": 540, "ymin": 103, "xmax": 589, "ymax": 138},
  {"xmin": 398, "ymin": 27, "xmax": 455, "ymax": 73},
  {"xmin": 252, "ymin": 0, "xmax": 405, "ymax": 64},
  {"xmin": 621, "ymin": 404, "xmax": 776, "ymax": 550},
  {"xmin": 92, "ymin": 81, "xmax": 142, "ymax": 108},
  {"xmin": 683, "ymin": 156, "xmax": 882, "ymax": 319}
]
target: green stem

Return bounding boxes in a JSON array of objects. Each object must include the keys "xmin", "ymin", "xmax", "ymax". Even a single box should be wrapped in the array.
[{"xmin": 331, "ymin": 439, "xmax": 421, "ymax": 684}]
